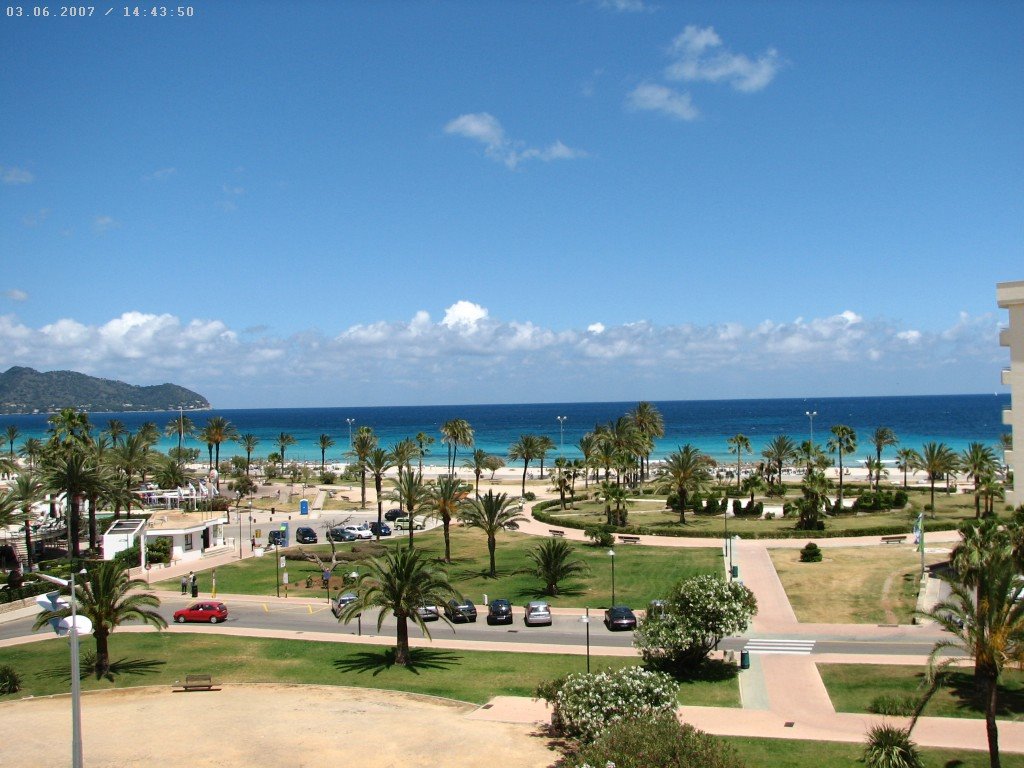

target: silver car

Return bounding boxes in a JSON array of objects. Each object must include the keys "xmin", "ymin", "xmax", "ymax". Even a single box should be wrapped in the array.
[{"xmin": 524, "ymin": 600, "xmax": 552, "ymax": 626}]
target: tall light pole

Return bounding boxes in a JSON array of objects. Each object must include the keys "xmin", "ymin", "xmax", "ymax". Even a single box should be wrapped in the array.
[
  {"xmin": 607, "ymin": 549, "xmax": 616, "ymax": 606},
  {"xmin": 805, "ymin": 410, "xmax": 817, "ymax": 443},
  {"xmin": 346, "ymin": 418, "xmax": 355, "ymax": 450},
  {"xmin": 578, "ymin": 608, "xmax": 591, "ymax": 673},
  {"xmin": 556, "ymin": 416, "xmax": 567, "ymax": 457}
]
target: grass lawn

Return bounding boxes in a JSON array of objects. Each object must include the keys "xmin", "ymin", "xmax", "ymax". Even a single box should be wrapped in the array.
[
  {"xmin": 723, "ymin": 735, "xmax": 1024, "ymax": 767},
  {"xmin": 818, "ymin": 664, "xmax": 1024, "ymax": 719},
  {"xmin": 769, "ymin": 546, "xmax": 949, "ymax": 624},
  {"xmin": 0, "ymin": 633, "xmax": 738, "ymax": 707},
  {"xmin": 157, "ymin": 527, "xmax": 722, "ymax": 609}
]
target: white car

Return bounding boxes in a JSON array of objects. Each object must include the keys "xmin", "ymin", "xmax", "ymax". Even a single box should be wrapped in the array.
[
  {"xmin": 524, "ymin": 600, "xmax": 552, "ymax": 626},
  {"xmin": 394, "ymin": 517, "xmax": 425, "ymax": 531},
  {"xmin": 342, "ymin": 525, "xmax": 373, "ymax": 540}
]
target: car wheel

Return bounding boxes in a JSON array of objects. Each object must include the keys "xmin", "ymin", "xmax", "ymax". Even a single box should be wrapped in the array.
[
  {"xmin": 209, "ymin": 616, "xmax": 219, "ymax": 624},
  {"xmin": 175, "ymin": 615, "xmax": 185, "ymax": 623}
]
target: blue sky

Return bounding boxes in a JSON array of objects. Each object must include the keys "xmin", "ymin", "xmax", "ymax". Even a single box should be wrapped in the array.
[{"xmin": 1, "ymin": 0, "xmax": 1021, "ymax": 408}]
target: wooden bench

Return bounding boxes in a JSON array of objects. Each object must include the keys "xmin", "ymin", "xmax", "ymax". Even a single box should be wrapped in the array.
[
  {"xmin": 179, "ymin": 674, "xmax": 215, "ymax": 691},
  {"xmin": 881, "ymin": 535, "xmax": 907, "ymax": 545},
  {"xmin": 618, "ymin": 535, "xmax": 641, "ymax": 544},
  {"xmin": 549, "ymin": 529, "xmax": 565, "ymax": 537}
]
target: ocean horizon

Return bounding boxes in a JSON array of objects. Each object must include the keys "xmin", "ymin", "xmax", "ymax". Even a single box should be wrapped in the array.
[{"xmin": 2, "ymin": 393, "xmax": 1010, "ymax": 468}]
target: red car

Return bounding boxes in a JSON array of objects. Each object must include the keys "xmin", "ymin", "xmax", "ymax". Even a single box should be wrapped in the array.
[{"xmin": 173, "ymin": 602, "xmax": 228, "ymax": 624}]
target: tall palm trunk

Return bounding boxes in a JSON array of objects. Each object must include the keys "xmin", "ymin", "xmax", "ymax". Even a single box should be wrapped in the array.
[
  {"xmin": 395, "ymin": 615, "xmax": 410, "ymax": 665},
  {"xmin": 985, "ymin": 671, "xmax": 1001, "ymax": 768},
  {"xmin": 23, "ymin": 525, "xmax": 34, "ymax": 571},
  {"xmin": 69, "ymin": 494, "xmax": 82, "ymax": 557},
  {"xmin": 487, "ymin": 535, "xmax": 497, "ymax": 578},
  {"xmin": 94, "ymin": 627, "xmax": 111, "ymax": 679},
  {"xmin": 375, "ymin": 478, "xmax": 384, "ymax": 541}
]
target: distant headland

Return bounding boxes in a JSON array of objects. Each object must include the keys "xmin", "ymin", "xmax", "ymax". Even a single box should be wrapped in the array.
[{"xmin": 0, "ymin": 366, "xmax": 211, "ymax": 415}]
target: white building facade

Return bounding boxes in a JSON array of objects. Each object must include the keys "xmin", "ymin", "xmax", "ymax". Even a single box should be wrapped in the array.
[{"xmin": 997, "ymin": 280, "xmax": 1024, "ymax": 508}]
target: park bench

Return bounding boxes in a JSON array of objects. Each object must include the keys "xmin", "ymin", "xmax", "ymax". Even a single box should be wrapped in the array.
[
  {"xmin": 549, "ymin": 529, "xmax": 565, "ymax": 537},
  {"xmin": 617, "ymin": 535, "xmax": 641, "ymax": 544},
  {"xmin": 880, "ymin": 535, "xmax": 907, "ymax": 545},
  {"xmin": 178, "ymin": 674, "xmax": 215, "ymax": 692}
]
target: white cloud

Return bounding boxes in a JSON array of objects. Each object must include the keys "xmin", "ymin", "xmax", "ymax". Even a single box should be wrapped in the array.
[
  {"xmin": 144, "ymin": 167, "xmax": 177, "ymax": 181},
  {"xmin": 595, "ymin": 0, "xmax": 651, "ymax": 12},
  {"xmin": 0, "ymin": 306, "xmax": 1003, "ymax": 407},
  {"xmin": 627, "ymin": 83, "xmax": 699, "ymax": 121},
  {"xmin": 1, "ymin": 166, "xmax": 34, "ymax": 184},
  {"xmin": 445, "ymin": 113, "xmax": 586, "ymax": 169},
  {"xmin": 22, "ymin": 209, "xmax": 50, "ymax": 227},
  {"xmin": 3, "ymin": 289, "xmax": 28, "ymax": 302},
  {"xmin": 665, "ymin": 25, "xmax": 781, "ymax": 93},
  {"xmin": 93, "ymin": 215, "xmax": 118, "ymax": 234}
]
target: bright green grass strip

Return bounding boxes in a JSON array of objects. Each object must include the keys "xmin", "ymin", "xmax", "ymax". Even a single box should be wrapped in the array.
[
  {"xmin": 157, "ymin": 527, "xmax": 721, "ymax": 608},
  {"xmin": 0, "ymin": 633, "xmax": 739, "ymax": 707},
  {"xmin": 818, "ymin": 664, "xmax": 1024, "ymax": 719},
  {"xmin": 723, "ymin": 736, "xmax": 1024, "ymax": 768}
]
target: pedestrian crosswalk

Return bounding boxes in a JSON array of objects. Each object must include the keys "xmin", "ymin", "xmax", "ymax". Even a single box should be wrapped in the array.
[{"xmin": 743, "ymin": 638, "xmax": 816, "ymax": 655}]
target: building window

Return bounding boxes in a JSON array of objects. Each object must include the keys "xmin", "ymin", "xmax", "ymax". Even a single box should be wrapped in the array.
[{"xmin": 184, "ymin": 534, "xmax": 193, "ymax": 551}]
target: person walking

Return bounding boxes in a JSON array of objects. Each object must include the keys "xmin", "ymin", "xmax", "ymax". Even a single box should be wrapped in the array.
[
  {"xmin": 189, "ymin": 571, "xmax": 198, "ymax": 598},
  {"xmin": 180, "ymin": 574, "xmax": 187, "ymax": 595}
]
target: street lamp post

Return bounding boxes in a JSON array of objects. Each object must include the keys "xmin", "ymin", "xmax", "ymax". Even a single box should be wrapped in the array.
[
  {"xmin": 724, "ymin": 503, "xmax": 730, "ymax": 580},
  {"xmin": 578, "ymin": 608, "xmax": 591, "ymax": 673},
  {"xmin": 346, "ymin": 418, "xmax": 355, "ymax": 450},
  {"xmin": 607, "ymin": 549, "xmax": 616, "ymax": 606},
  {"xmin": 556, "ymin": 416, "xmax": 567, "ymax": 456},
  {"xmin": 349, "ymin": 570, "xmax": 361, "ymax": 635},
  {"xmin": 805, "ymin": 410, "xmax": 817, "ymax": 444}
]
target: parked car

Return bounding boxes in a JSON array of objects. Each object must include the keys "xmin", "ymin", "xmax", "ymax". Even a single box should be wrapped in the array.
[
  {"xmin": 443, "ymin": 598, "xmax": 478, "ymax": 623},
  {"xmin": 342, "ymin": 525, "xmax": 373, "ymax": 540},
  {"xmin": 415, "ymin": 605, "xmax": 439, "ymax": 621},
  {"xmin": 603, "ymin": 605, "xmax": 638, "ymax": 631},
  {"xmin": 524, "ymin": 600, "xmax": 552, "ymax": 626},
  {"xmin": 268, "ymin": 530, "xmax": 287, "ymax": 547},
  {"xmin": 295, "ymin": 526, "xmax": 318, "ymax": 544},
  {"xmin": 503, "ymin": 521, "xmax": 520, "ymax": 531},
  {"xmin": 173, "ymin": 602, "xmax": 229, "ymax": 624},
  {"xmin": 369, "ymin": 521, "xmax": 392, "ymax": 537},
  {"xmin": 384, "ymin": 509, "xmax": 404, "ymax": 521},
  {"xmin": 486, "ymin": 598, "xmax": 513, "ymax": 625},
  {"xmin": 327, "ymin": 527, "xmax": 357, "ymax": 542},
  {"xmin": 331, "ymin": 591, "xmax": 359, "ymax": 618},
  {"xmin": 394, "ymin": 517, "xmax": 425, "ymax": 531}
]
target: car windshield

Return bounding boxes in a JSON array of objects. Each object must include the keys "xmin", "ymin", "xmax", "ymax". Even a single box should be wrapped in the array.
[{"xmin": 610, "ymin": 607, "xmax": 632, "ymax": 618}]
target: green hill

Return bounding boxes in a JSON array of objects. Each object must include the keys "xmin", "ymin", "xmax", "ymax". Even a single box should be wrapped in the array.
[{"xmin": 0, "ymin": 366, "xmax": 210, "ymax": 414}]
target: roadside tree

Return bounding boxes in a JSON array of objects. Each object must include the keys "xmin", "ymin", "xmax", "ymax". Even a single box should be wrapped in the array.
[{"xmin": 459, "ymin": 490, "xmax": 525, "ymax": 577}]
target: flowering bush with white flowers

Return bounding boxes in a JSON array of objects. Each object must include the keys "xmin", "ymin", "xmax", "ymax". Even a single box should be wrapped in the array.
[
  {"xmin": 573, "ymin": 714, "xmax": 746, "ymax": 768},
  {"xmin": 550, "ymin": 666, "xmax": 678, "ymax": 742},
  {"xmin": 634, "ymin": 574, "xmax": 757, "ymax": 670}
]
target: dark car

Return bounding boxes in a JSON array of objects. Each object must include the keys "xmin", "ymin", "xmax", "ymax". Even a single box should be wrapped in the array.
[
  {"xmin": 295, "ymin": 526, "xmax": 318, "ymax": 544},
  {"xmin": 369, "ymin": 521, "xmax": 392, "ymax": 537},
  {"xmin": 415, "ymin": 605, "xmax": 440, "ymax": 621},
  {"xmin": 173, "ymin": 602, "xmax": 228, "ymax": 624},
  {"xmin": 327, "ymin": 527, "xmax": 357, "ymax": 542},
  {"xmin": 331, "ymin": 592, "xmax": 359, "ymax": 618},
  {"xmin": 384, "ymin": 509, "xmax": 404, "ymax": 521},
  {"xmin": 268, "ymin": 530, "xmax": 288, "ymax": 547},
  {"xmin": 443, "ymin": 598, "xmax": 478, "ymax": 623},
  {"xmin": 604, "ymin": 605, "xmax": 638, "ymax": 631},
  {"xmin": 486, "ymin": 598, "xmax": 513, "ymax": 625}
]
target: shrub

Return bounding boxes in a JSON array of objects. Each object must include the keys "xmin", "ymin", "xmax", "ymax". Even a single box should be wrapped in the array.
[
  {"xmin": 892, "ymin": 490, "xmax": 908, "ymax": 508},
  {"xmin": 732, "ymin": 499, "xmax": 742, "ymax": 515},
  {"xmin": 584, "ymin": 524, "xmax": 615, "ymax": 548},
  {"xmin": 799, "ymin": 542, "xmax": 822, "ymax": 563},
  {"xmin": 320, "ymin": 471, "xmax": 337, "ymax": 484},
  {"xmin": 869, "ymin": 694, "xmax": 917, "ymax": 717},
  {"xmin": 523, "ymin": 491, "xmax": 537, "ymax": 501},
  {"xmin": 0, "ymin": 664, "xmax": 21, "ymax": 695},
  {"xmin": 863, "ymin": 724, "xmax": 923, "ymax": 768},
  {"xmin": 571, "ymin": 713, "xmax": 746, "ymax": 768},
  {"xmin": 550, "ymin": 666, "xmax": 679, "ymax": 742}
]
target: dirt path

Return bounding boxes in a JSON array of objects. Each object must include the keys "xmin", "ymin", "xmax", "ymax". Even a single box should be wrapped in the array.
[{"xmin": 0, "ymin": 685, "xmax": 558, "ymax": 768}]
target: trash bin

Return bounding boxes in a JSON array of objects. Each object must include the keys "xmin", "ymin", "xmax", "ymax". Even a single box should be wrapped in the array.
[
  {"xmin": 191, "ymin": 583, "xmax": 198, "ymax": 598},
  {"xmin": 731, "ymin": 565, "xmax": 739, "ymax": 579},
  {"xmin": 740, "ymin": 649, "xmax": 750, "ymax": 670}
]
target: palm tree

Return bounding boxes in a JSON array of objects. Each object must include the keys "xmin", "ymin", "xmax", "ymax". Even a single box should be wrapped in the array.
[
  {"xmin": 390, "ymin": 437, "xmax": 419, "ymax": 472},
  {"xmin": 364, "ymin": 448, "xmax": 393, "ymax": 541},
  {"xmin": 103, "ymin": 419, "xmax": 127, "ymax": 447},
  {"xmin": 761, "ymin": 435, "xmax": 797, "ymax": 491},
  {"xmin": 536, "ymin": 435, "xmax": 556, "ymax": 479},
  {"xmin": 915, "ymin": 442, "xmax": 958, "ymax": 514},
  {"xmin": 41, "ymin": 447, "xmax": 108, "ymax": 557},
  {"xmin": 32, "ymin": 561, "xmax": 167, "ymax": 679},
  {"xmin": 527, "ymin": 538, "xmax": 588, "ymax": 596},
  {"xmin": 870, "ymin": 427, "xmax": 899, "ymax": 491},
  {"xmin": 463, "ymin": 449, "xmax": 489, "ymax": 497},
  {"xmin": 336, "ymin": 547, "xmax": 460, "ymax": 666},
  {"xmin": 387, "ymin": 467, "xmax": 428, "ymax": 548},
  {"xmin": 425, "ymin": 475, "xmax": 470, "ymax": 563},
  {"xmin": 317, "ymin": 434, "xmax": 336, "ymax": 473},
  {"xmin": 629, "ymin": 401, "xmax": 665, "ymax": 481},
  {"xmin": 108, "ymin": 432, "xmax": 155, "ymax": 523},
  {"xmin": 47, "ymin": 408, "xmax": 93, "ymax": 451},
  {"xmin": 826, "ymin": 425, "xmax": 857, "ymax": 510},
  {"xmin": 415, "ymin": 432, "xmax": 435, "ymax": 474},
  {"xmin": 164, "ymin": 411, "xmax": 195, "ymax": 466},
  {"xmin": 656, "ymin": 445, "xmax": 714, "ymax": 524},
  {"xmin": 508, "ymin": 434, "xmax": 543, "ymax": 496},
  {"xmin": 797, "ymin": 440, "xmax": 829, "ymax": 477},
  {"xmin": 19, "ymin": 437, "xmax": 43, "ymax": 470},
  {"xmin": 203, "ymin": 416, "xmax": 238, "ymax": 472},
  {"xmin": 925, "ymin": 522, "xmax": 1023, "ymax": 768},
  {"xmin": 960, "ymin": 443, "xmax": 999, "ymax": 518},
  {"xmin": 577, "ymin": 432, "xmax": 599, "ymax": 488},
  {"xmin": 459, "ymin": 490, "xmax": 526, "ymax": 577},
  {"xmin": 275, "ymin": 432, "xmax": 296, "ymax": 473},
  {"xmin": 5, "ymin": 472, "xmax": 44, "ymax": 570},
  {"xmin": 195, "ymin": 424, "xmax": 215, "ymax": 469},
  {"xmin": 598, "ymin": 480, "xmax": 631, "ymax": 526},
  {"xmin": 349, "ymin": 427, "xmax": 377, "ymax": 507},
  {"xmin": 238, "ymin": 433, "xmax": 260, "ymax": 476},
  {"xmin": 726, "ymin": 434, "xmax": 751, "ymax": 488},
  {"xmin": 440, "ymin": 418, "xmax": 474, "ymax": 476},
  {"xmin": 5, "ymin": 424, "xmax": 20, "ymax": 459},
  {"xmin": 895, "ymin": 448, "xmax": 921, "ymax": 490}
]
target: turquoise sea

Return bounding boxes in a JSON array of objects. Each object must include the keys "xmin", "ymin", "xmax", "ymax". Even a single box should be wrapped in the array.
[{"xmin": 2, "ymin": 394, "xmax": 1010, "ymax": 466}]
